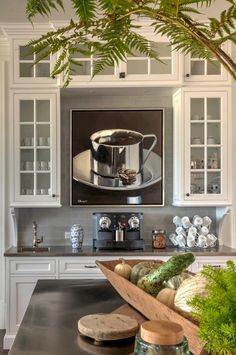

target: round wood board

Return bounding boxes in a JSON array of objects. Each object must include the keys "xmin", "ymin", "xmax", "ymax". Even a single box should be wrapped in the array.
[{"xmin": 78, "ymin": 313, "xmax": 139, "ymax": 341}]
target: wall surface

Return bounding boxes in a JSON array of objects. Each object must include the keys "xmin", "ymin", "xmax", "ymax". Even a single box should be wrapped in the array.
[
  {"xmin": 0, "ymin": 0, "xmax": 229, "ymax": 23},
  {"xmin": 18, "ymin": 88, "xmax": 216, "ymax": 246}
]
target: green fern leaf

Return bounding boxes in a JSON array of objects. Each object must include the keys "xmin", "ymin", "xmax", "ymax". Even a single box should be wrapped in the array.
[
  {"xmin": 26, "ymin": 0, "xmax": 64, "ymax": 22},
  {"xmin": 71, "ymin": 0, "xmax": 96, "ymax": 22}
]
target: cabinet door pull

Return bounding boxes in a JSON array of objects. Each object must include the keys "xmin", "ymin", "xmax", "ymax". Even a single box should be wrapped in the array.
[
  {"xmin": 84, "ymin": 265, "xmax": 97, "ymax": 268},
  {"xmin": 186, "ymin": 73, "xmax": 190, "ymax": 77},
  {"xmin": 186, "ymin": 193, "xmax": 190, "ymax": 197},
  {"xmin": 119, "ymin": 72, "xmax": 126, "ymax": 79}
]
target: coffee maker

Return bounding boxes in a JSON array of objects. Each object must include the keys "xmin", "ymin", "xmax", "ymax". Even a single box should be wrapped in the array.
[{"xmin": 93, "ymin": 212, "xmax": 144, "ymax": 250}]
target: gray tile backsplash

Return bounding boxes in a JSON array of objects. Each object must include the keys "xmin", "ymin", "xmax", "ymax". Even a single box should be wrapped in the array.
[{"xmin": 18, "ymin": 88, "xmax": 216, "ymax": 246}]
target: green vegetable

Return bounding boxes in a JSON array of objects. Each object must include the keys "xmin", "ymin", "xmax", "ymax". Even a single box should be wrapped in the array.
[
  {"xmin": 130, "ymin": 261, "xmax": 162, "ymax": 285},
  {"xmin": 189, "ymin": 261, "xmax": 236, "ymax": 355},
  {"xmin": 163, "ymin": 272, "xmax": 191, "ymax": 290},
  {"xmin": 137, "ymin": 253, "xmax": 195, "ymax": 297}
]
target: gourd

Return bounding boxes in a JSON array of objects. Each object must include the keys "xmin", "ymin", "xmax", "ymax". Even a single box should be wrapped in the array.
[
  {"xmin": 114, "ymin": 259, "xmax": 132, "ymax": 280},
  {"xmin": 130, "ymin": 261, "xmax": 162, "ymax": 285},
  {"xmin": 156, "ymin": 288, "xmax": 176, "ymax": 309},
  {"xmin": 137, "ymin": 253, "xmax": 195, "ymax": 297},
  {"xmin": 174, "ymin": 274, "xmax": 208, "ymax": 315},
  {"xmin": 164, "ymin": 273, "xmax": 191, "ymax": 290}
]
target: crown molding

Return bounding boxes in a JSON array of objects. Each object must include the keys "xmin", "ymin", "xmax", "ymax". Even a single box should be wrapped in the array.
[
  {"xmin": 0, "ymin": 22, "xmax": 54, "ymax": 38},
  {"xmin": 0, "ymin": 36, "xmax": 10, "ymax": 58}
]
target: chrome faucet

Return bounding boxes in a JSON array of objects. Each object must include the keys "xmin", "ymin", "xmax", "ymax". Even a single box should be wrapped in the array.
[{"xmin": 32, "ymin": 221, "xmax": 43, "ymax": 248}]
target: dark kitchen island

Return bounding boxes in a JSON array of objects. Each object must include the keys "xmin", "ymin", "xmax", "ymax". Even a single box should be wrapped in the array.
[{"xmin": 9, "ymin": 279, "xmax": 136, "ymax": 355}]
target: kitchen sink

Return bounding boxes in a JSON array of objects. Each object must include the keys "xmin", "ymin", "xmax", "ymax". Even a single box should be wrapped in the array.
[{"xmin": 17, "ymin": 246, "xmax": 51, "ymax": 253}]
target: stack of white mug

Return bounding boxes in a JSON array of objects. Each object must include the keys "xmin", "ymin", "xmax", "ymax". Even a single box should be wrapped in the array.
[{"xmin": 169, "ymin": 215, "xmax": 217, "ymax": 248}]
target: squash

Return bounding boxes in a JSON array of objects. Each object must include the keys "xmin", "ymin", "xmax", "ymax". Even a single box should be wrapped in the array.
[
  {"xmin": 130, "ymin": 261, "xmax": 162, "ymax": 285},
  {"xmin": 114, "ymin": 259, "xmax": 132, "ymax": 280},
  {"xmin": 163, "ymin": 272, "xmax": 192, "ymax": 290},
  {"xmin": 174, "ymin": 274, "xmax": 208, "ymax": 315},
  {"xmin": 156, "ymin": 288, "xmax": 176, "ymax": 309},
  {"xmin": 137, "ymin": 253, "xmax": 195, "ymax": 297}
]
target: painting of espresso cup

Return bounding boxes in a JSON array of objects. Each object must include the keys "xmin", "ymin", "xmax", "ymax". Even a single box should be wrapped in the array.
[{"xmin": 90, "ymin": 129, "xmax": 157, "ymax": 178}]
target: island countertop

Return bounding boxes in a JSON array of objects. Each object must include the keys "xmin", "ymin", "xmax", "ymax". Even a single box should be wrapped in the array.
[
  {"xmin": 9, "ymin": 279, "xmax": 134, "ymax": 355},
  {"xmin": 4, "ymin": 244, "xmax": 236, "ymax": 257}
]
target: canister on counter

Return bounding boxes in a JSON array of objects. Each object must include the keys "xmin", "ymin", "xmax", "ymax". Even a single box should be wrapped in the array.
[
  {"xmin": 152, "ymin": 229, "xmax": 166, "ymax": 249},
  {"xmin": 134, "ymin": 320, "xmax": 190, "ymax": 354}
]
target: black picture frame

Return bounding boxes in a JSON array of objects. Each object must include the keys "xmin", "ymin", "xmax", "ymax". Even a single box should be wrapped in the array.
[{"xmin": 71, "ymin": 109, "xmax": 164, "ymax": 206}]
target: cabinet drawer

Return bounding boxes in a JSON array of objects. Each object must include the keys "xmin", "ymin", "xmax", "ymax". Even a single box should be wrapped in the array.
[
  {"xmin": 59, "ymin": 259, "xmax": 100, "ymax": 274},
  {"xmin": 191, "ymin": 257, "xmax": 236, "ymax": 273},
  {"xmin": 10, "ymin": 259, "xmax": 56, "ymax": 274}
]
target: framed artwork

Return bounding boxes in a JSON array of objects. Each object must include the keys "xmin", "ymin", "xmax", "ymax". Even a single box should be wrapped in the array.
[{"xmin": 71, "ymin": 109, "xmax": 164, "ymax": 206}]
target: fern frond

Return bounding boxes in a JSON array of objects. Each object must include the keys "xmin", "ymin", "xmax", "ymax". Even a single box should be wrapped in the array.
[
  {"xmin": 26, "ymin": 0, "xmax": 64, "ymax": 22},
  {"xmin": 71, "ymin": 0, "xmax": 96, "ymax": 22}
]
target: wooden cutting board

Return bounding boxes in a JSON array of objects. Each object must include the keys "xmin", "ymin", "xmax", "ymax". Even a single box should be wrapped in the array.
[{"xmin": 78, "ymin": 313, "xmax": 139, "ymax": 342}]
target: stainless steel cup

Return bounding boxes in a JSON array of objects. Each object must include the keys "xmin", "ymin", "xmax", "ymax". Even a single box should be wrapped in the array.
[{"xmin": 90, "ymin": 129, "xmax": 157, "ymax": 178}]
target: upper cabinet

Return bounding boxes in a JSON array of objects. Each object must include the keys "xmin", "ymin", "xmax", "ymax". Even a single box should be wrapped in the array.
[
  {"xmin": 173, "ymin": 87, "xmax": 232, "ymax": 206},
  {"xmin": 10, "ymin": 90, "xmax": 61, "ymax": 207},
  {"xmin": 184, "ymin": 43, "xmax": 230, "ymax": 84},
  {"xmin": 66, "ymin": 33, "xmax": 181, "ymax": 88},
  {"xmin": 11, "ymin": 38, "xmax": 57, "ymax": 88}
]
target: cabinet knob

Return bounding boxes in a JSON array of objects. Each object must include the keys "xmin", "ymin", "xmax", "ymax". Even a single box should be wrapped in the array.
[
  {"xmin": 186, "ymin": 193, "xmax": 190, "ymax": 197},
  {"xmin": 52, "ymin": 194, "xmax": 56, "ymax": 198},
  {"xmin": 186, "ymin": 73, "xmax": 190, "ymax": 77},
  {"xmin": 119, "ymin": 72, "xmax": 126, "ymax": 79}
]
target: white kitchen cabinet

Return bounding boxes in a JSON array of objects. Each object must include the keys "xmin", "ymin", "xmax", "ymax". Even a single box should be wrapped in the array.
[
  {"xmin": 184, "ymin": 53, "xmax": 229, "ymax": 84},
  {"xmin": 59, "ymin": 257, "xmax": 108, "ymax": 279},
  {"xmin": 173, "ymin": 87, "xmax": 232, "ymax": 206},
  {"xmin": 65, "ymin": 33, "xmax": 181, "ymax": 88},
  {"xmin": 183, "ymin": 42, "xmax": 230, "ymax": 84},
  {"xmin": 191, "ymin": 256, "xmax": 236, "ymax": 273},
  {"xmin": 10, "ymin": 37, "xmax": 57, "ymax": 88},
  {"xmin": 10, "ymin": 90, "xmax": 61, "ymax": 207},
  {"xmin": 4, "ymin": 257, "xmax": 58, "ymax": 349}
]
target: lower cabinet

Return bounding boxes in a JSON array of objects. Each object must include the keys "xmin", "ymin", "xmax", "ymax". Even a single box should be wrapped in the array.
[
  {"xmin": 4, "ymin": 254, "xmax": 236, "ymax": 349},
  {"xmin": 191, "ymin": 256, "xmax": 236, "ymax": 273}
]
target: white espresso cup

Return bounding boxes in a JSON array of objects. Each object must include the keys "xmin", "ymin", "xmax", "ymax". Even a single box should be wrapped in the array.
[
  {"xmin": 181, "ymin": 216, "xmax": 192, "ymax": 229},
  {"xmin": 176, "ymin": 234, "xmax": 186, "ymax": 247},
  {"xmin": 187, "ymin": 233, "xmax": 196, "ymax": 248},
  {"xmin": 206, "ymin": 234, "xmax": 217, "ymax": 247},
  {"xmin": 38, "ymin": 137, "xmax": 47, "ymax": 146},
  {"xmin": 25, "ymin": 161, "xmax": 34, "ymax": 171},
  {"xmin": 173, "ymin": 216, "xmax": 182, "ymax": 227},
  {"xmin": 196, "ymin": 234, "xmax": 207, "ymax": 248},
  {"xmin": 202, "ymin": 216, "xmax": 212, "ymax": 227}
]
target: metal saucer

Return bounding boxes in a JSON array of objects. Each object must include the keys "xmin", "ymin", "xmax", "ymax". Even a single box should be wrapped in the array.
[{"xmin": 73, "ymin": 149, "xmax": 162, "ymax": 191}]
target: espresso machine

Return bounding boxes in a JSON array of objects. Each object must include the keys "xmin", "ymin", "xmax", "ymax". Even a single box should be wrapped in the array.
[{"xmin": 93, "ymin": 212, "xmax": 144, "ymax": 250}]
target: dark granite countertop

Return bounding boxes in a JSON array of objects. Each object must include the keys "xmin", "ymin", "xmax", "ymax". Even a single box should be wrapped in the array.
[
  {"xmin": 4, "ymin": 245, "xmax": 236, "ymax": 257},
  {"xmin": 9, "ymin": 279, "xmax": 132, "ymax": 355}
]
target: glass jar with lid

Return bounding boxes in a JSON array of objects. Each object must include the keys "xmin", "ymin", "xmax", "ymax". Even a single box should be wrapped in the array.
[
  {"xmin": 134, "ymin": 320, "xmax": 190, "ymax": 355},
  {"xmin": 152, "ymin": 229, "xmax": 166, "ymax": 249}
]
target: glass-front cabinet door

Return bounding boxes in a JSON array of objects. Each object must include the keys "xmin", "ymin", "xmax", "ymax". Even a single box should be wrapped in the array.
[
  {"xmin": 12, "ymin": 39, "xmax": 56, "ymax": 87},
  {"xmin": 184, "ymin": 44, "xmax": 229, "ymax": 82},
  {"xmin": 173, "ymin": 88, "xmax": 231, "ymax": 206},
  {"xmin": 11, "ymin": 92, "xmax": 61, "ymax": 207},
  {"xmin": 67, "ymin": 35, "xmax": 180, "ymax": 86},
  {"xmin": 120, "ymin": 37, "xmax": 179, "ymax": 82}
]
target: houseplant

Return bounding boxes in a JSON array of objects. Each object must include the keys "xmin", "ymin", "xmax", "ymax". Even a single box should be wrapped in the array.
[
  {"xmin": 25, "ymin": 0, "xmax": 236, "ymax": 86},
  {"xmin": 189, "ymin": 261, "xmax": 236, "ymax": 355}
]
